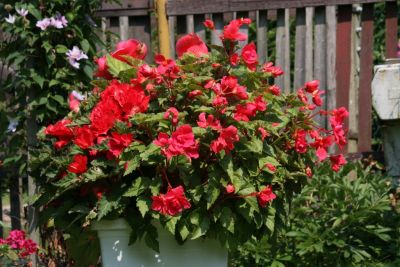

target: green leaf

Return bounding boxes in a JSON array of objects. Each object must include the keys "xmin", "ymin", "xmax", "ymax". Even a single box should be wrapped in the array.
[
  {"xmin": 97, "ymin": 196, "xmax": 120, "ymax": 220},
  {"xmin": 178, "ymin": 223, "xmax": 190, "ymax": 240},
  {"xmin": 220, "ymin": 207, "xmax": 235, "ymax": 233},
  {"xmin": 144, "ymin": 225, "xmax": 159, "ymax": 252},
  {"xmin": 124, "ymin": 177, "xmax": 150, "ymax": 197},
  {"xmin": 244, "ymin": 138, "xmax": 263, "ymax": 154},
  {"xmin": 137, "ymin": 196, "xmax": 151, "ymax": 217},
  {"xmin": 123, "ymin": 156, "xmax": 141, "ymax": 176},
  {"xmin": 165, "ymin": 216, "xmax": 179, "ymax": 235},
  {"xmin": 80, "ymin": 39, "xmax": 90, "ymax": 53},
  {"xmin": 106, "ymin": 54, "xmax": 132, "ymax": 77},
  {"xmin": 55, "ymin": 44, "xmax": 69, "ymax": 54},
  {"xmin": 206, "ymin": 183, "xmax": 220, "ymax": 209}
]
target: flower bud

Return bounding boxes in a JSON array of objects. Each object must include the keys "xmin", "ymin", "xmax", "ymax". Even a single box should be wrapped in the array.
[
  {"xmin": 304, "ymin": 80, "xmax": 319, "ymax": 93},
  {"xmin": 226, "ymin": 184, "xmax": 235, "ymax": 194}
]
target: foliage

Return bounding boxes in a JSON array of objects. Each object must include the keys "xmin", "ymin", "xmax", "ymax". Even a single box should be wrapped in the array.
[
  {"xmin": 34, "ymin": 18, "xmax": 348, "ymax": 265},
  {"xmin": 230, "ymin": 161, "xmax": 400, "ymax": 267}
]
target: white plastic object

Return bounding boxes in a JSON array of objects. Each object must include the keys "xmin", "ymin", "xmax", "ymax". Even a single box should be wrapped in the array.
[
  {"xmin": 92, "ymin": 219, "xmax": 228, "ymax": 267},
  {"xmin": 372, "ymin": 63, "xmax": 400, "ymax": 120}
]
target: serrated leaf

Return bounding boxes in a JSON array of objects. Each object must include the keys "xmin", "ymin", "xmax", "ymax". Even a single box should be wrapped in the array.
[
  {"xmin": 220, "ymin": 207, "xmax": 235, "ymax": 233},
  {"xmin": 145, "ymin": 227, "xmax": 159, "ymax": 253},
  {"xmin": 190, "ymin": 216, "xmax": 210, "ymax": 240},
  {"xmin": 178, "ymin": 223, "xmax": 190, "ymax": 240},
  {"xmin": 137, "ymin": 196, "xmax": 151, "ymax": 217},
  {"xmin": 165, "ymin": 216, "xmax": 179, "ymax": 235},
  {"xmin": 206, "ymin": 183, "xmax": 220, "ymax": 209},
  {"xmin": 123, "ymin": 156, "xmax": 141, "ymax": 176},
  {"xmin": 97, "ymin": 196, "xmax": 120, "ymax": 220},
  {"xmin": 124, "ymin": 177, "xmax": 150, "ymax": 197},
  {"xmin": 106, "ymin": 54, "xmax": 132, "ymax": 77}
]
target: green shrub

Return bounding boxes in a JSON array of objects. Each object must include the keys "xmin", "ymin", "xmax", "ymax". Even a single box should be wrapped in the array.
[{"xmin": 230, "ymin": 161, "xmax": 400, "ymax": 267}]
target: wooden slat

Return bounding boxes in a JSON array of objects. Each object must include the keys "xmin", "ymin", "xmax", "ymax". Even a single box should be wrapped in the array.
[
  {"xmin": 314, "ymin": 6, "xmax": 327, "ymax": 127},
  {"xmin": 336, "ymin": 5, "xmax": 352, "ymax": 152},
  {"xmin": 305, "ymin": 7, "xmax": 314, "ymax": 82},
  {"xmin": 385, "ymin": 1, "xmax": 398, "ymax": 58},
  {"xmin": 211, "ymin": 13, "xmax": 224, "ymax": 45},
  {"xmin": 257, "ymin": 10, "xmax": 268, "ymax": 64},
  {"xmin": 168, "ymin": 16, "xmax": 176, "ymax": 58},
  {"xmin": 326, "ymin": 6, "xmax": 337, "ymax": 113},
  {"xmin": 119, "ymin": 16, "xmax": 129, "ymax": 40},
  {"xmin": 102, "ymin": 0, "xmax": 150, "ymax": 10},
  {"xmin": 129, "ymin": 16, "xmax": 153, "ymax": 62},
  {"xmin": 275, "ymin": 9, "xmax": 291, "ymax": 92},
  {"xmin": 294, "ymin": 8, "xmax": 306, "ymax": 89},
  {"xmin": 166, "ymin": 0, "xmax": 389, "ymax": 15},
  {"xmin": 194, "ymin": 14, "xmax": 206, "ymax": 40},
  {"xmin": 358, "ymin": 3, "xmax": 374, "ymax": 152},
  {"xmin": 186, "ymin": 15, "xmax": 195, "ymax": 33}
]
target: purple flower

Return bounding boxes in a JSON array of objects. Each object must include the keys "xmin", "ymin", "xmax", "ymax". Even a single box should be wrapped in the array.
[
  {"xmin": 5, "ymin": 14, "xmax": 16, "ymax": 24},
  {"xmin": 36, "ymin": 18, "xmax": 51, "ymax": 30},
  {"xmin": 66, "ymin": 46, "xmax": 88, "ymax": 69}
]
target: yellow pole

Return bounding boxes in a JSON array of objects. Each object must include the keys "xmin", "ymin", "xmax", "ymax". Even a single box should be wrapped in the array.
[{"xmin": 156, "ymin": 0, "xmax": 171, "ymax": 57}]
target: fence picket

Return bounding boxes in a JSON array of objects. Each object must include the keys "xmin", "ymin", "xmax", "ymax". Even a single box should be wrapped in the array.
[
  {"xmin": 276, "ymin": 9, "xmax": 290, "ymax": 92},
  {"xmin": 294, "ymin": 8, "xmax": 306, "ymax": 90},
  {"xmin": 211, "ymin": 13, "xmax": 224, "ymax": 45},
  {"xmin": 168, "ymin": 16, "xmax": 177, "ymax": 58},
  {"xmin": 257, "ymin": 10, "xmax": 268, "ymax": 64}
]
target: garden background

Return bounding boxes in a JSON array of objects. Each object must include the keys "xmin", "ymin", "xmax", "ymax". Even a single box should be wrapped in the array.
[{"xmin": 0, "ymin": 0, "xmax": 399, "ymax": 266}]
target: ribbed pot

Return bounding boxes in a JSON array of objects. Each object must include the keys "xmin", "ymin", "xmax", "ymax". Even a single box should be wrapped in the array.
[{"xmin": 92, "ymin": 219, "xmax": 228, "ymax": 267}]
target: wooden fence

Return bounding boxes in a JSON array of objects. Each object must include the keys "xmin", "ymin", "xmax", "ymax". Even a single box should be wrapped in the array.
[{"xmin": 97, "ymin": 0, "xmax": 399, "ymax": 154}]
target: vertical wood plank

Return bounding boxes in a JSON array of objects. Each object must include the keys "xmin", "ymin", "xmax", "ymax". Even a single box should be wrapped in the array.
[
  {"xmin": 257, "ymin": 10, "xmax": 268, "ymax": 64},
  {"xmin": 236, "ymin": 11, "xmax": 249, "ymax": 52},
  {"xmin": 168, "ymin": 16, "xmax": 176, "ymax": 58},
  {"xmin": 186, "ymin": 14, "xmax": 194, "ymax": 33},
  {"xmin": 358, "ymin": 3, "xmax": 374, "ymax": 152},
  {"xmin": 314, "ymin": 6, "xmax": 327, "ymax": 127},
  {"xmin": 276, "ymin": 9, "xmax": 290, "ymax": 92},
  {"xmin": 10, "ymin": 178, "xmax": 21, "ymax": 229},
  {"xmin": 326, "ymin": 6, "xmax": 337, "ymax": 113},
  {"xmin": 119, "ymin": 16, "xmax": 129, "ymax": 40},
  {"xmin": 294, "ymin": 8, "xmax": 306, "ymax": 90},
  {"xmin": 305, "ymin": 7, "xmax": 314, "ymax": 82},
  {"xmin": 385, "ymin": 1, "xmax": 398, "ymax": 58},
  {"xmin": 129, "ymin": 16, "xmax": 153, "ymax": 62},
  {"xmin": 211, "ymin": 13, "xmax": 224, "ymax": 45},
  {"xmin": 194, "ymin": 14, "xmax": 206, "ymax": 40},
  {"xmin": 336, "ymin": 5, "xmax": 352, "ymax": 152}
]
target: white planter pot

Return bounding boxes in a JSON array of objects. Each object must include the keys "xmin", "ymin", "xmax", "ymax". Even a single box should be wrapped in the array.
[{"xmin": 92, "ymin": 219, "xmax": 228, "ymax": 267}]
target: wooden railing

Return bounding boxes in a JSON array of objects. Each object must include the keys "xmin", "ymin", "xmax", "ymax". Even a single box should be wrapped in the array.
[{"xmin": 98, "ymin": 0, "xmax": 399, "ymax": 154}]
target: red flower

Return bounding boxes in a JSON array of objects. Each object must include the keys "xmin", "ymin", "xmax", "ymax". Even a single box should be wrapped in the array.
[
  {"xmin": 294, "ymin": 129, "xmax": 308, "ymax": 153},
  {"xmin": 112, "ymin": 39, "xmax": 147, "ymax": 61},
  {"xmin": 197, "ymin": 112, "xmax": 222, "ymax": 130},
  {"xmin": 297, "ymin": 88, "xmax": 308, "ymax": 104},
  {"xmin": 305, "ymin": 166, "xmax": 313, "ymax": 177},
  {"xmin": 151, "ymin": 186, "xmax": 191, "ymax": 216},
  {"xmin": 222, "ymin": 18, "xmax": 251, "ymax": 41},
  {"xmin": 265, "ymin": 163, "xmax": 276, "ymax": 173},
  {"xmin": 312, "ymin": 89, "xmax": 324, "ymax": 107},
  {"xmin": 154, "ymin": 125, "xmax": 199, "ymax": 160},
  {"xmin": 176, "ymin": 34, "xmax": 208, "ymax": 58},
  {"xmin": 229, "ymin": 53, "xmax": 240, "ymax": 66},
  {"xmin": 95, "ymin": 56, "xmax": 112, "ymax": 79},
  {"xmin": 305, "ymin": 80, "xmax": 319, "ymax": 93},
  {"xmin": 241, "ymin": 42, "xmax": 258, "ymax": 70},
  {"xmin": 268, "ymin": 85, "xmax": 281, "ymax": 96},
  {"xmin": 45, "ymin": 119, "xmax": 74, "ymax": 149},
  {"xmin": 164, "ymin": 107, "xmax": 179, "ymax": 126},
  {"xmin": 226, "ymin": 184, "xmax": 235, "ymax": 194},
  {"xmin": 108, "ymin": 132, "xmax": 133, "ymax": 157},
  {"xmin": 188, "ymin": 90, "xmax": 203, "ymax": 98},
  {"xmin": 310, "ymin": 131, "xmax": 334, "ymax": 161},
  {"xmin": 262, "ymin": 62, "xmax": 284, "ymax": 77},
  {"xmin": 203, "ymin": 19, "xmax": 215, "ymax": 30},
  {"xmin": 330, "ymin": 107, "xmax": 349, "ymax": 126},
  {"xmin": 90, "ymin": 97, "xmax": 122, "ymax": 134},
  {"xmin": 4, "ymin": 230, "xmax": 37, "ymax": 258},
  {"xmin": 219, "ymin": 76, "xmax": 248, "ymax": 100},
  {"xmin": 233, "ymin": 96, "xmax": 266, "ymax": 122},
  {"xmin": 258, "ymin": 127, "xmax": 269, "ymax": 141},
  {"xmin": 257, "ymin": 185, "xmax": 276, "ymax": 207},
  {"xmin": 210, "ymin": 126, "xmax": 239, "ymax": 153},
  {"xmin": 73, "ymin": 125, "xmax": 95, "ymax": 149},
  {"xmin": 212, "ymin": 95, "xmax": 228, "ymax": 108},
  {"xmin": 68, "ymin": 154, "xmax": 88, "ymax": 174},
  {"xmin": 329, "ymin": 154, "xmax": 346, "ymax": 172}
]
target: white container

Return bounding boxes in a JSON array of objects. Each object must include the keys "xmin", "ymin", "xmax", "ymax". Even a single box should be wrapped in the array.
[{"xmin": 92, "ymin": 219, "xmax": 228, "ymax": 267}]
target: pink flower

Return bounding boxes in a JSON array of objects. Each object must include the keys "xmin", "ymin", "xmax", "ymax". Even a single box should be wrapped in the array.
[
  {"xmin": 151, "ymin": 186, "xmax": 191, "ymax": 216},
  {"xmin": 262, "ymin": 62, "xmax": 284, "ymax": 77},
  {"xmin": 305, "ymin": 166, "xmax": 313, "ymax": 177},
  {"xmin": 164, "ymin": 107, "xmax": 179, "ymax": 126},
  {"xmin": 95, "ymin": 56, "xmax": 112, "ymax": 79},
  {"xmin": 257, "ymin": 185, "xmax": 276, "ymax": 207},
  {"xmin": 154, "ymin": 125, "xmax": 199, "ymax": 160},
  {"xmin": 197, "ymin": 112, "xmax": 222, "ymax": 130},
  {"xmin": 210, "ymin": 126, "xmax": 239, "ymax": 153},
  {"xmin": 203, "ymin": 19, "xmax": 215, "ymax": 30},
  {"xmin": 304, "ymin": 80, "xmax": 319, "ymax": 93},
  {"xmin": 222, "ymin": 18, "xmax": 251, "ymax": 41},
  {"xmin": 241, "ymin": 42, "xmax": 258, "ymax": 70},
  {"xmin": 226, "ymin": 184, "xmax": 235, "ymax": 194},
  {"xmin": 112, "ymin": 39, "xmax": 147, "ymax": 61},
  {"xmin": 68, "ymin": 91, "xmax": 83, "ymax": 113},
  {"xmin": 329, "ymin": 154, "xmax": 347, "ymax": 172},
  {"xmin": 176, "ymin": 34, "xmax": 208, "ymax": 58}
]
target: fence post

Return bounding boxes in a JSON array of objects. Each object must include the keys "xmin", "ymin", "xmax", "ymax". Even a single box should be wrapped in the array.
[{"xmin": 156, "ymin": 0, "xmax": 171, "ymax": 57}]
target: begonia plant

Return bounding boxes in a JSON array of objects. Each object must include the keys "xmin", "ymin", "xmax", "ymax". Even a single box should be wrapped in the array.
[{"xmin": 34, "ymin": 18, "xmax": 348, "ymax": 252}]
